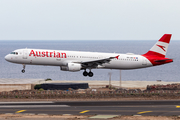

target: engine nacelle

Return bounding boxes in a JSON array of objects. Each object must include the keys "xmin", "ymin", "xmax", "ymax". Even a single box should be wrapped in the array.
[{"xmin": 60, "ymin": 63, "xmax": 82, "ymax": 72}]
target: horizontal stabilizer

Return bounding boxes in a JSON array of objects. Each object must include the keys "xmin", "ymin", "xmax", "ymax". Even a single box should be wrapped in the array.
[{"xmin": 154, "ymin": 59, "xmax": 173, "ymax": 62}]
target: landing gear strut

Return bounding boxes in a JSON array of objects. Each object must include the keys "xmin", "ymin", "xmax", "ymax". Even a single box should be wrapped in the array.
[
  {"xmin": 83, "ymin": 70, "xmax": 94, "ymax": 77},
  {"xmin": 22, "ymin": 64, "xmax": 25, "ymax": 73}
]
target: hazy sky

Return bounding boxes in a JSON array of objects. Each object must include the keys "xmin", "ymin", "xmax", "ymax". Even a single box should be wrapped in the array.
[{"xmin": 0, "ymin": 0, "xmax": 180, "ymax": 40}]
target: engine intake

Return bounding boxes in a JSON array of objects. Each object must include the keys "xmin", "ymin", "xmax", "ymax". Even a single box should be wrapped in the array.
[{"xmin": 60, "ymin": 63, "xmax": 81, "ymax": 72}]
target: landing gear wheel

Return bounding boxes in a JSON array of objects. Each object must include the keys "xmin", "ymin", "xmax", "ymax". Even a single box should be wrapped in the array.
[
  {"xmin": 83, "ymin": 71, "xmax": 88, "ymax": 76},
  {"xmin": 88, "ymin": 72, "xmax": 93, "ymax": 77},
  {"xmin": 22, "ymin": 69, "xmax": 25, "ymax": 73},
  {"xmin": 22, "ymin": 64, "xmax": 26, "ymax": 73}
]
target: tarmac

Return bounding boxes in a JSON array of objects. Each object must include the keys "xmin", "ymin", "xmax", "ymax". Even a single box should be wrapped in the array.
[
  {"xmin": 0, "ymin": 79, "xmax": 180, "ymax": 119},
  {"xmin": 0, "ymin": 100, "xmax": 180, "ymax": 116}
]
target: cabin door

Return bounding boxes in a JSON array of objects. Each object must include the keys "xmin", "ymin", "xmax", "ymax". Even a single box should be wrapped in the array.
[
  {"xmin": 23, "ymin": 50, "xmax": 28, "ymax": 59},
  {"xmin": 142, "ymin": 58, "xmax": 147, "ymax": 65}
]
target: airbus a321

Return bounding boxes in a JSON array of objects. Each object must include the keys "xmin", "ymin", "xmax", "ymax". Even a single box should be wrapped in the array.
[{"xmin": 5, "ymin": 34, "xmax": 173, "ymax": 77}]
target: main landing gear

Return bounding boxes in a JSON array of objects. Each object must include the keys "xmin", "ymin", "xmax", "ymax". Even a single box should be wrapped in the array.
[
  {"xmin": 21, "ymin": 64, "xmax": 25, "ymax": 73},
  {"xmin": 83, "ymin": 70, "xmax": 94, "ymax": 77}
]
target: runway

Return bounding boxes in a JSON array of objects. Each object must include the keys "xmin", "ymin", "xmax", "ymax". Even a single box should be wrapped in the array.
[{"xmin": 0, "ymin": 100, "xmax": 180, "ymax": 116}]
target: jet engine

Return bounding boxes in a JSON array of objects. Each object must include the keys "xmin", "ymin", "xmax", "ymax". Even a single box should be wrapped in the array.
[{"xmin": 60, "ymin": 63, "xmax": 82, "ymax": 72}]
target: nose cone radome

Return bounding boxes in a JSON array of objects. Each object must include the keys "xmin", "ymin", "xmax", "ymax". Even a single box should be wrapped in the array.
[{"xmin": 5, "ymin": 54, "xmax": 10, "ymax": 62}]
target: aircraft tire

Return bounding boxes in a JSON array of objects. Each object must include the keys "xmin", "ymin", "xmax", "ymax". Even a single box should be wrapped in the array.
[
  {"xmin": 83, "ymin": 71, "xmax": 88, "ymax": 76},
  {"xmin": 22, "ymin": 69, "xmax": 25, "ymax": 73},
  {"xmin": 88, "ymin": 72, "xmax": 93, "ymax": 77}
]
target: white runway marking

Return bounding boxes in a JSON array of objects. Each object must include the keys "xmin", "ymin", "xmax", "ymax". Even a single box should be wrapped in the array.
[
  {"xmin": 0, "ymin": 101, "xmax": 54, "ymax": 104},
  {"xmin": 0, "ymin": 105, "xmax": 69, "ymax": 108}
]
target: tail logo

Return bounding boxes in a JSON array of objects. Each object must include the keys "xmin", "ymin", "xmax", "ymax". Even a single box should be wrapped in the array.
[{"xmin": 156, "ymin": 44, "xmax": 166, "ymax": 52}]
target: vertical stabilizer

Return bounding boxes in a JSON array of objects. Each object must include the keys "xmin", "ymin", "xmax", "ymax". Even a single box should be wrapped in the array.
[{"xmin": 143, "ymin": 34, "xmax": 172, "ymax": 58}]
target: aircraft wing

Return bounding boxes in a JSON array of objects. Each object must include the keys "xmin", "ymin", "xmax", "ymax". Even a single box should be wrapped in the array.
[{"xmin": 75, "ymin": 55, "xmax": 119, "ymax": 69}]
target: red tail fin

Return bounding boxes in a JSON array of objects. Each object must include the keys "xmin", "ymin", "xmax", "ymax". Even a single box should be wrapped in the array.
[{"xmin": 143, "ymin": 34, "xmax": 172, "ymax": 58}]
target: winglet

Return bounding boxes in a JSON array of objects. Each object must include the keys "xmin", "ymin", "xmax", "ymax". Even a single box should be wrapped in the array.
[
  {"xmin": 109, "ymin": 55, "xmax": 119, "ymax": 59},
  {"xmin": 115, "ymin": 55, "xmax": 119, "ymax": 59}
]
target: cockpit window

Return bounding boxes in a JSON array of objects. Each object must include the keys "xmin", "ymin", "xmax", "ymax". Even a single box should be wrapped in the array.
[
  {"xmin": 10, "ymin": 52, "xmax": 15, "ymax": 54},
  {"xmin": 10, "ymin": 52, "xmax": 18, "ymax": 55}
]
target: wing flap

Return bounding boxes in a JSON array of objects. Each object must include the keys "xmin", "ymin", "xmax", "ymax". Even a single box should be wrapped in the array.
[{"xmin": 74, "ymin": 55, "xmax": 119, "ymax": 69}]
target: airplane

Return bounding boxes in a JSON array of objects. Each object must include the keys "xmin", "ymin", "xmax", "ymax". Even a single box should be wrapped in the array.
[{"xmin": 5, "ymin": 34, "xmax": 173, "ymax": 77}]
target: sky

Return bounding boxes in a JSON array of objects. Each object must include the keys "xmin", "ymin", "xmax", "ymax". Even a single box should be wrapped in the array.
[{"xmin": 0, "ymin": 0, "xmax": 180, "ymax": 40}]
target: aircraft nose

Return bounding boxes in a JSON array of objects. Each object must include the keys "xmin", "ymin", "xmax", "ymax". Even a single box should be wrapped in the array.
[{"xmin": 5, "ymin": 54, "xmax": 10, "ymax": 61}]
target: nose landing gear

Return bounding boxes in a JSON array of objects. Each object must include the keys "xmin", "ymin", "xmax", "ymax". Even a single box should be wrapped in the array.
[
  {"xmin": 21, "ymin": 64, "xmax": 25, "ymax": 73},
  {"xmin": 83, "ymin": 70, "xmax": 94, "ymax": 77}
]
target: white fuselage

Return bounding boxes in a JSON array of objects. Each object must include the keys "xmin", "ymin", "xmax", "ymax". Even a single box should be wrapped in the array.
[
  {"xmin": 4, "ymin": 34, "xmax": 173, "ymax": 77},
  {"xmin": 5, "ymin": 48, "xmax": 152, "ymax": 70}
]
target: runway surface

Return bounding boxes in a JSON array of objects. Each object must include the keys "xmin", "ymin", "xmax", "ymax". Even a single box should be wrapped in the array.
[{"xmin": 1, "ymin": 100, "xmax": 180, "ymax": 116}]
